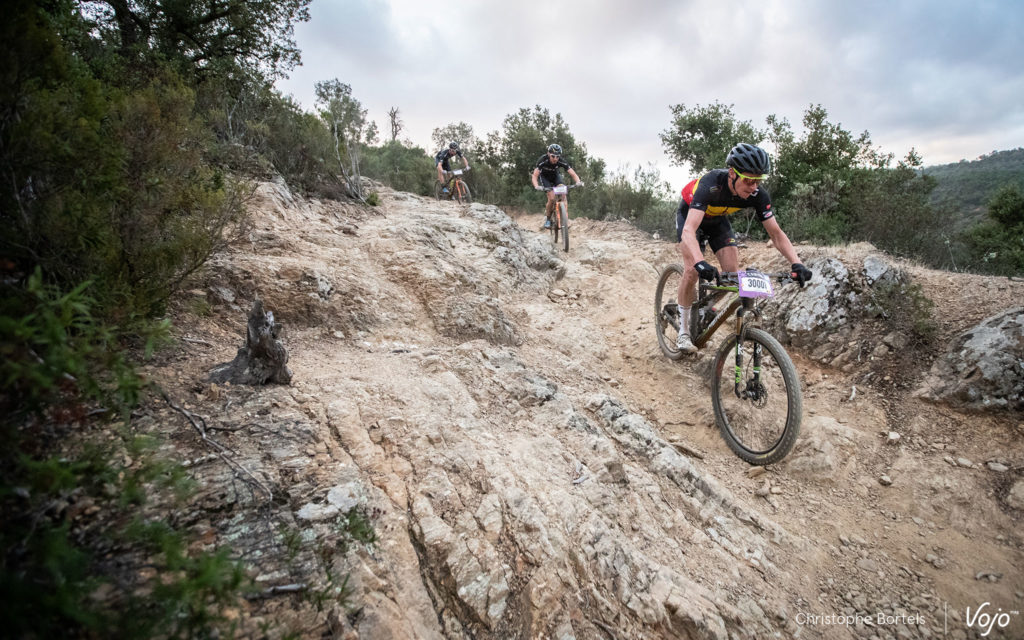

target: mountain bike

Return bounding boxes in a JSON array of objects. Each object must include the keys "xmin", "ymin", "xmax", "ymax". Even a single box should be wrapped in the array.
[
  {"xmin": 541, "ymin": 183, "xmax": 581, "ymax": 252},
  {"xmin": 435, "ymin": 167, "xmax": 472, "ymax": 204},
  {"xmin": 654, "ymin": 265, "xmax": 802, "ymax": 465}
]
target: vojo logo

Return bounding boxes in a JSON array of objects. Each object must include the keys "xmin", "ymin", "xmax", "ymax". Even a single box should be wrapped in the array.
[{"xmin": 964, "ymin": 602, "xmax": 1020, "ymax": 637}]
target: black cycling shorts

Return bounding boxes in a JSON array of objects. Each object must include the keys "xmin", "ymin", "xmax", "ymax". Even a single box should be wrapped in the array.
[
  {"xmin": 679, "ymin": 207, "xmax": 737, "ymax": 254},
  {"xmin": 539, "ymin": 174, "xmax": 564, "ymax": 189}
]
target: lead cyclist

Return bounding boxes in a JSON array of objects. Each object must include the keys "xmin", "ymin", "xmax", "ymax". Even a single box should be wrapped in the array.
[{"xmin": 675, "ymin": 143, "xmax": 813, "ymax": 353}]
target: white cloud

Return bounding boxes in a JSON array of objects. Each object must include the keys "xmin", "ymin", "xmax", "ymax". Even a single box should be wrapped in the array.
[{"xmin": 276, "ymin": 0, "xmax": 1024, "ymax": 190}]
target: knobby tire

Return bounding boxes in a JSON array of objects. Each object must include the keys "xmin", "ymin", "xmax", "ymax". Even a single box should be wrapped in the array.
[
  {"xmin": 456, "ymin": 180, "xmax": 472, "ymax": 204},
  {"xmin": 559, "ymin": 201, "xmax": 569, "ymax": 252},
  {"xmin": 711, "ymin": 328, "xmax": 801, "ymax": 465},
  {"xmin": 654, "ymin": 263, "xmax": 687, "ymax": 360}
]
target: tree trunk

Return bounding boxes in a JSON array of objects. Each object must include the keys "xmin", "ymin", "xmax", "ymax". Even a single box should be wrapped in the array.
[{"xmin": 209, "ymin": 299, "xmax": 292, "ymax": 385}]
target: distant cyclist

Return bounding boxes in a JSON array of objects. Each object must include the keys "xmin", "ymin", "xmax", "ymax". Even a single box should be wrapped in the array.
[
  {"xmin": 531, "ymin": 143, "xmax": 583, "ymax": 228},
  {"xmin": 435, "ymin": 142, "xmax": 470, "ymax": 194},
  {"xmin": 675, "ymin": 143, "xmax": 812, "ymax": 353}
]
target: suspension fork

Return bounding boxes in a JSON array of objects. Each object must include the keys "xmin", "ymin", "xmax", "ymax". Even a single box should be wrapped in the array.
[{"xmin": 733, "ymin": 300, "xmax": 762, "ymax": 397}]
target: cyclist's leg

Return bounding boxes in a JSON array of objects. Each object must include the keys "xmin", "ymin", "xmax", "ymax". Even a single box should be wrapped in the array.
[
  {"xmin": 540, "ymin": 175, "xmax": 557, "ymax": 217},
  {"xmin": 709, "ymin": 217, "xmax": 740, "ymax": 273}
]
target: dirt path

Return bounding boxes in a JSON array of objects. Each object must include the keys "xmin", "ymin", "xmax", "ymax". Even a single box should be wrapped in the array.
[
  {"xmin": 511, "ymin": 209, "xmax": 1024, "ymax": 638},
  {"xmin": 158, "ymin": 186, "xmax": 1022, "ymax": 638}
]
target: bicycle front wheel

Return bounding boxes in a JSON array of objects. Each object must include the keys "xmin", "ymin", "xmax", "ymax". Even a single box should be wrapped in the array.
[
  {"xmin": 711, "ymin": 328, "xmax": 802, "ymax": 465},
  {"xmin": 558, "ymin": 201, "xmax": 569, "ymax": 252},
  {"xmin": 654, "ymin": 263, "xmax": 687, "ymax": 360},
  {"xmin": 456, "ymin": 180, "xmax": 472, "ymax": 204},
  {"xmin": 434, "ymin": 182, "xmax": 444, "ymax": 201}
]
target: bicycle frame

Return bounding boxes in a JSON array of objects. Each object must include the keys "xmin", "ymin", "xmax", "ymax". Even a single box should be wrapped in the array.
[
  {"xmin": 544, "ymin": 184, "xmax": 576, "ymax": 223},
  {"xmin": 439, "ymin": 168, "xmax": 471, "ymax": 202}
]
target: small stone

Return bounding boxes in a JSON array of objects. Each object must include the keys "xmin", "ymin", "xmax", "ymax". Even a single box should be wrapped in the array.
[
  {"xmin": 746, "ymin": 466, "xmax": 767, "ymax": 478},
  {"xmin": 755, "ymin": 480, "xmax": 771, "ymax": 497},
  {"xmin": 887, "ymin": 432, "xmax": 901, "ymax": 444},
  {"xmin": 986, "ymin": 461, "xmax": 1009, "ymax": 472},
  {"xmin": 879, "ymin": 475, "xmax": 893, "ymax": 486},
  {"xmin": 956, "ymin": 457, "xmax": 973, "ymax": 468}
]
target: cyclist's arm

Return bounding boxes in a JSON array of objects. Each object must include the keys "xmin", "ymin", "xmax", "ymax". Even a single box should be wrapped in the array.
[
  {"xmin": 678, "ymin": 209, "xmax": 706, "ymax": 266},
  {"xmin": 761, "ymin": 217, "xmax": 801, "ymax": 265},
  {"xmin": 531, "ymin": 167, "xmax": 541, "ymax": 188},
  {"xmin": 567, "ymin": 168, "xmax": 582, "ymax": 184}
]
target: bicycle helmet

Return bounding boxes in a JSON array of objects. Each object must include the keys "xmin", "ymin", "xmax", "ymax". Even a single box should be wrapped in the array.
[
  {"xmin": 448, "ymin": 141, "xmax": 459, "ymax": 150},
  {"xmin": 547, "ymin": 143, "xmax": 563, "ymax": 156},
  {"xmin": 726, "ymin": 143, "xmax": 770, "ymax": 177}
]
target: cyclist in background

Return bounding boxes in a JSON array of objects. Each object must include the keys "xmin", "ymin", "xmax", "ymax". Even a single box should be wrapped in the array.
[
  {"xmin": 435, "ymin": 142, "xmax": 470, "ymax": 194},
  {"xmin": 675, "ymin": 143, "xmax": 812, "ymax": 353},
  {"xmin": 531, "ymin": 143, "xmax": 583, "ymax": 229}
]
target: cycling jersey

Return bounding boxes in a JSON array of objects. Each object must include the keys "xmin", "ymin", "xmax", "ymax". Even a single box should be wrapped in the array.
[
  {"xmin": 435, "ymin": 148, "xmax": 464, "ymax": 171},
  {"xmin": 677, "ymin": 169, "xmax": 774, "ymax": 252},
  {"xmin": 535, "ymin": 154, "xmax": 573, "ymax": 186},
  {"xmin": 682, "ymin": 169, "xmax": 773, "ymax": 221}
]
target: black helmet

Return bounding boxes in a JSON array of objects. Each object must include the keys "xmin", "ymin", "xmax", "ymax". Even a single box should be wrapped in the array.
[
  {"xmin": 547, "ymin": 143, "xmax": 563, "ymax": 156},
  {"xmin": 449, "ymin": 141, "xmax": 459, "ymax": 150},
  {"xmin": 726, "ymin": 143, "xmax": 770, "ymax": 177}
]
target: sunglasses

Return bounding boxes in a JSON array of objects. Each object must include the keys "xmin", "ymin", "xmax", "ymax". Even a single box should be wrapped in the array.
[{"xmin": 733, "ymin": 169, "xmax": 767, "ymax": 184}]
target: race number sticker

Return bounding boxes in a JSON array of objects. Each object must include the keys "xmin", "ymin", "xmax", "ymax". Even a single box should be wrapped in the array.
[
  {"xmin": 737, "ymin": 271, "xmax": 774, "ymax": 298},
  {"xmin": 552, "ymin": 185, "xmax": 568, "ymax": 195}
]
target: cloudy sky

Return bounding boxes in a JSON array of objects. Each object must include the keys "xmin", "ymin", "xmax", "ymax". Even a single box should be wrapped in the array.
[{"xmin": 275, "ymin": 0, "xmax": 1024, "ymax": 190}]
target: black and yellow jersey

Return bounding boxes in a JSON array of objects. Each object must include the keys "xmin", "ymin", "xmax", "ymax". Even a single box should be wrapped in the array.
[{"xmin": 682, "ymin": 169, "xmax": 774, "ymax": 221}]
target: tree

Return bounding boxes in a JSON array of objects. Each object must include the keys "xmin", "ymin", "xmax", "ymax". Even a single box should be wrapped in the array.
[
  {"xmin": 387, "ymin": 107, "xmax": 403, "ymax": 142},
  {"xmin": 961, "ymin": 185, "xmax": 1024, "ymax": 276},
  {"xmin": 660, "ymin": 101, "xmax": 765, "ymax": 176},
  {"xmin": 432, "ymin": 122, "xmax": 476, "ymax": 153},
  {"xmin": 315, "ymin": 79, "xmax": 378, "ymax": 199},
  {"xmin": 82, "ymin": 0, "xmax": 311, "ymax": 80},
  {"xmin": 479, "ymin": 106, "xmax": 592, "ymax": 205}
]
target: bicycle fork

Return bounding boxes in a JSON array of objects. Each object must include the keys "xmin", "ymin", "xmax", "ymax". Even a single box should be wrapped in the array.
[{"xmin": 732, "ymin": 306, "xmax": 764, "ymax": 400}]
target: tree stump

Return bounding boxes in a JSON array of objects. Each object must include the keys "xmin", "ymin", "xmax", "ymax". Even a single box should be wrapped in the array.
[{"xmin": 210, "ymin": 299, "xmax": 292, "ymax": 385}]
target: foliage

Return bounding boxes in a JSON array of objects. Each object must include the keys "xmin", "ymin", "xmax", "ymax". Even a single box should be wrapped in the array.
[
  {"xmin": 315, "ymin": 79, "xmax": 379, "ymax": 200},
  {"xmin": 360, "ymin": 140, "xmax": 436, "ymax": 196},
  {"xmin": 479, "ymin": 105, "xmax": 598, "ymax": 208},
  {"xmin": 960, "ymin": 185, "xmax": 1024, "ymax": 276},
  {"xmin": 865, "ymin": 279, "xmax": 938, "ymax": 345},
  {"xmin": 660, "ymin": 101, "xmax": 766, "ymax": 175},
  {"xmin": 432, "ymin": 121, "xmax": 478, "ymax": 153},
  {"xmin": 0, "ymin": 270, "xmax": 251, "ymax": 639},
  {"xmin": 82, "ymin": 0, "xmax": 311, "ymax": 80},
  {"xmin": 924, "ymin": 148, "xmax": 1024, "ymax": 221}
]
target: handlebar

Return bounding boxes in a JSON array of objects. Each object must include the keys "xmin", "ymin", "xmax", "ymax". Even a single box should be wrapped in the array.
[
  {"xmin": 704, "ymin": 270, "xmax": 804, "ymax": 290},
  {"xmin": 539, "ymin": 183, "xmax": 582, "ymax": 192}
]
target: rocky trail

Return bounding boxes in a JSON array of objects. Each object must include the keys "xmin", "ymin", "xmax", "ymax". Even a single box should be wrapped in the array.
[{"xmin": 143, "ymin": 180, "xmax": 1024, "ymax": 639}]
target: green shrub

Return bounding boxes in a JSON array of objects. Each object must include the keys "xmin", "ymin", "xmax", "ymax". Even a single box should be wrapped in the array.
[{"xmin": 866, "ymin": 279, "xmax": 938, "ymax": 345}]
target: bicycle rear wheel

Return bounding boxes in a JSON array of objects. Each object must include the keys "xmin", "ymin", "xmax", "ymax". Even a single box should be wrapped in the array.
[
  {"xmin": 711, "ymin": 328, "xmax": 801, "ymax": 465},
  {"xmin": 456, "ymin": 180, "xmax": 472, "ymax": 204},
  {"xmin": 558, "ymin": 201, "xmax": 569, "ymax": 252},
  {"xmin": 654, "ymin": 263, "xmax": 687, "ymax": 360}
]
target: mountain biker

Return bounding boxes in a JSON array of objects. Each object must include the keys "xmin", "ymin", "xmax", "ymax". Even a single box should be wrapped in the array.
[
  {"xmin": 435, "ymin": 142, "xmax": 470, "ymax": 193},
  {"xmin": 531, "ymin": 143, "xmax": 583, "ymax": 229},
  {"xmin": 675, "ymin": 143, "xmax": 812, "ymax": 353}
]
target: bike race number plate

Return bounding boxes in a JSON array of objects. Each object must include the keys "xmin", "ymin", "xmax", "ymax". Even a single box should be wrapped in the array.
[
  {"xmin": 452, "ymin": 169, "xmax": 463, "ymax": 176},
  {"xmin": 552, "ymin": 185, "xmax": 568, "ymax": 195},
  {"xmin": 737, "ymin": 271, "xmax": 774, "ymax": 298}
]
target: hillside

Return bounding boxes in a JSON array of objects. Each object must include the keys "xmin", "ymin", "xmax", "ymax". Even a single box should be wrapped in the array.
[
  {"xmin": 136, "ymin": 180, "xmax": 1023, "ymax": 639},
  {"xmin": 924, "ymin": 148, "xmax": 1024, "ymax": 225}
]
